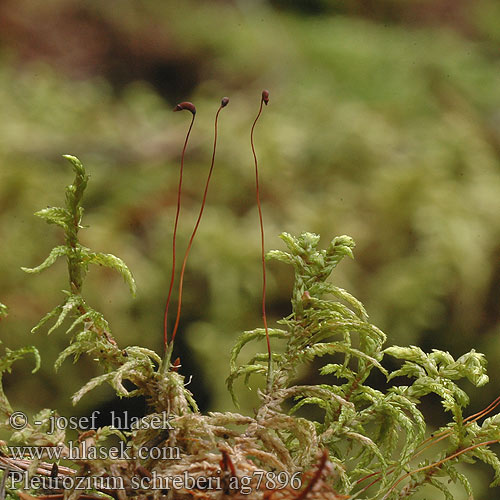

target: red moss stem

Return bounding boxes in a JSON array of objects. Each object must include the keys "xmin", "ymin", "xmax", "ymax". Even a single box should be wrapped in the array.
[
  {"xmin": 251, "ymin": 90, "xmax": 272, "ymax": 391},
  {"xmin": 163, "ymin": 102, "xmax": 196, "ymax": 352},
  {"xmin": 382, "ymin": 439, "xmax": 500, "ymax": 499},
  {"xmin": 170, "ymin": 97, "xmax": 229, "ymax": 345},
  {"xmin": 356, "ymin": 395, "xmax": 500, "ymax": 493}
]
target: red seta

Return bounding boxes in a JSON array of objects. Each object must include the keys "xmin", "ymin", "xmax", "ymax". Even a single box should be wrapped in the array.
[
  {"xmin": 163, "ymin": 102, "xmax": 196, "ymax": 350},
  {"xmin": 251, "ymin": 90, "xmax": 272, "ymax": 365},
  {"xmin": 170, "ymin": 97, "xmax": 229, "ymax": 345},
  {"xmin": 164, "ymin": 92, "xmax": 271, "ymax": 381}
]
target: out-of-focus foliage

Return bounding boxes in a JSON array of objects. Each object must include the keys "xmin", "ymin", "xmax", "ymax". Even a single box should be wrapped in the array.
[{"xmin": 0, "ymin": 1, "xmax": 499, "ymax": 488}]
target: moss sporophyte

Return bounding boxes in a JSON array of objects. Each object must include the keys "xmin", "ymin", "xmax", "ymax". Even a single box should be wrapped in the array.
[{"xmin": 0, "ymin": 91, "xmax": 499, "ymax": 499}]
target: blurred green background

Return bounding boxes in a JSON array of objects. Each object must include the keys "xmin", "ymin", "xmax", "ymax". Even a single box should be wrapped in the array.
[{"xmin": 1, "ymin": 0, "xmax": 500, "ymax": 496}]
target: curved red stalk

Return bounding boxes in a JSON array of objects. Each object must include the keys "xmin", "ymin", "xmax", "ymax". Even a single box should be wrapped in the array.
[
  {"xmin": 163, "ymin": 102, "xmax": 196, "ymax": 351},
  {"xmin": 463, "ymin": 394, "xmax": 500, "ymax": 424},
  {"xmin": 251, "ymin": 90, "xmax": 272, "ymax": 387},
  {"xmin": 401, "ymin": 393, "xmax": 500, "ymax": 467},
  {"xmin": 170, "ymin": 97, "xmax": 229, "ymax": 345},
  {"xmin": 356, "ymin": 395, "xmax": 500, "ymax": 493},
  {"xmin": 382, "ymin": 439, "xmax": 500, "ymax": 499}
]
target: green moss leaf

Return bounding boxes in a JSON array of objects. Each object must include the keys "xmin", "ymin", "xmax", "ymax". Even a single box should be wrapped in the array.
[
  {"xmin": 84, "ymin": 251, "xmax": 137, "ymax": 296},
  {"xmin": 21, "ymin": 245, "xmax": 69, "ymax": 274}
]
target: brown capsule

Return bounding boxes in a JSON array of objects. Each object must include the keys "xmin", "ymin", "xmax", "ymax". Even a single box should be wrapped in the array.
[
  {"xmin": 173, "ymin": 101, "xmax": 196, "ymax": 114},
  {"xmin": 262, "ymin": 89, "xmax": 270, "ymax": 105},
  {"xmin": 221, "ymin": 97, "xmax": 229, "ymax": 108}
]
